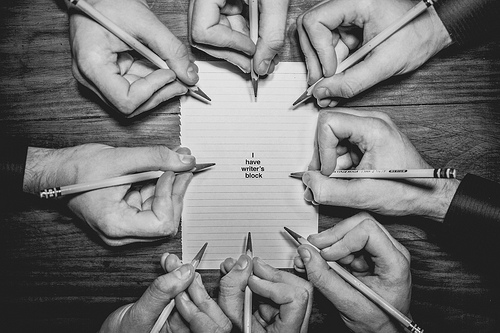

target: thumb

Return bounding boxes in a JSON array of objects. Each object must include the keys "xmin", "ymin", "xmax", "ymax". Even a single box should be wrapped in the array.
[
  {"xmin": 110, "ymin": 146, "xmax": 196, "ymax": 175},
  {"xmin": 298, "ymin": 245, "xmax": 360, "ymax": 306},
  {"xmin": 132, "ymin": 264, "xmax": 195, "ymax": 326}
]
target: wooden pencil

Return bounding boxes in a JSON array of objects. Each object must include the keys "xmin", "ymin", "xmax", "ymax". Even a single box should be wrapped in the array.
[
  {"xmin": 149, "ymin": 242, "xmax": 208, "ymax": 333},
  {"xmin": 39, "ymin": 163, "xmax": 215, "ymax": 198},
  {"xmin": 284, "ymin": 227, "xmax": 424, "ymax": 333},
  {"xmin": 68, "ymin": 0, "xmax": 210, "ymax": 102},
  {"xmin": 243, "ymin": 232, "xmax": 253, "ymax": 333},
  {"xmin": 249, "ymin": 0, "xmax": 259, "ymax": 98},
  {"xmin": 290, "ymin": 168, "xmax": 457, "ymax": 179},
  {"xmin": 293, "ymin": 0, "xmax": 435, "ymax": 106}
]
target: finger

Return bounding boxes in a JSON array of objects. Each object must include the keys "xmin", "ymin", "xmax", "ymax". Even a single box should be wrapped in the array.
[
  {"xmin": 175, "ymin": 291, "xmax": 221, "ymax": 333},
  {"xmin": 128, "ymin": 80, "xmax": 188, "ymax": 117},
  {"xmin": 297, "ymin": 12, "xmax": 322, "ymax": 85},
  {"xmin": 185, "ymin": 274, "xmax": 232, "ymax": 330},
  {"xmin": 193, "ymin": 43, "xmax": 252, "ymax": 73},
  {"xmin": 220, "ymin": 257, "xmax": 238, "ymax": 275},
  {"xmin": 257, "ymin": 303, "xmax": 279, "ymax": 324},
  {"xmin": 248, "ymin": 275, "xmax": 308, "ymax": 331},
  {"xmin": 132, "ymin": 264, "xmax": 194, "ymax": 326},
  {"xmin": 108, "ymin": 145, "xmax": 197, "ymax": 175},
  {"xmin": 253, "ymin": 0, "xmax": 290, "ymax": 75},
  {"xmin": 161, "ymin": 252, "xmax": 183, "ymax": 272}
]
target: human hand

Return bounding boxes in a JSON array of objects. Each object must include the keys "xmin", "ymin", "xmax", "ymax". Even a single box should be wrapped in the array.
[
  {"xmin": 302, "ymin": 108, "xmax": 459, "ymax": 222},
  {"xmin": 99, "ymin": 261, "xmax": 196, "ymax": 333},
  {"xmin": 218, "ymin": 255, "xmax": 313, "ymax": 332},
  {"xmin": 159, "ymin": 252, "xmax": 233, "ymax": 333},
  {"xmin": 297, "ymin": 0, "xmax": 452, "ymax": 107},
  {"xmin": 189, "ymin": 0, "xmax": 290, "ymax": 75},
  {"xmin": 23, "ymin": 144, "xmax": 196, "ymax": 246},
  {"xmin": 295, "ymin": 212, "xmax": 412, "ymax": 333},
  {"xmin": 68, "ymin": 0, "xmax": 199, "ymax": 117}
]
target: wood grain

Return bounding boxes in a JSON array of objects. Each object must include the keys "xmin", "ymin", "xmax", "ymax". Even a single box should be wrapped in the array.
[{"xmin": 1, "ymin": 0, "xmax": 499, "ymax": 332}]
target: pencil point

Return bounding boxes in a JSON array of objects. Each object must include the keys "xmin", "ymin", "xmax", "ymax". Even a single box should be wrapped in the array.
[
  {"xmin": 192, "ymin": 163, "xmax": 216, "ymax": 173},
  {"xmin": 284, "ymin": 227, "xmax": 303, "ymax": 244},
  {"xmin": 252, "ymin": 78, "xmax": 258, "ymax": 98},
  {"xmin": 292, "ymin": 90, "xmax": 310, "ymax": 107},
  {"xmin": 193, "ymin": 87, "xmax": 211, "ymax": 102},
  {"xmin": 246, "ymin": 232, "xmax": 253, "ymax": 254},
  {"xmin": 289, "ymin": 171, "xmax": 305, "ymax": 179}
]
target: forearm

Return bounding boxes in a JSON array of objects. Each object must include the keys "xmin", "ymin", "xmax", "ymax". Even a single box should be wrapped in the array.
[{"xmin": 434, "ymin": 0, "xmax": 500, "ymax": 46}]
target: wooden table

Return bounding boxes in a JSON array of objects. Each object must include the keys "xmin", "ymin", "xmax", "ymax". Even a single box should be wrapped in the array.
[{"xmin": 1, "ymin": 0, "xmax": 499, "ymax": 332}]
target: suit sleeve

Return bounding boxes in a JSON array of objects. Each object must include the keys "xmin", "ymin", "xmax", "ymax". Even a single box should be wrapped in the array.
[
  {"xmin": 0, "ymin": 139, "xmax": 29, "ymax": 198},
  {"xmin": 443, "ymin": 174, "xmax": 500, "ymax": 254},
  {"xmin": 433, "ymin": 0, "xmax": 500, "ymax": 46}
]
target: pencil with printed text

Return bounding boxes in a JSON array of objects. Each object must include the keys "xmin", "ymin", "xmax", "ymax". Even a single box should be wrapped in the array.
[
  {"xmin": 243, "ymin": 232, "xmax": 253, "ymax": 333},
  {"xmin": 150, "ymin": 242, "xmax": 208, "ymax": 333},
  {"xmin": 293, "ymin": 0, "xmax": 436, "ymax": 107},
  {"xmin": 67, "ymin": 0, "xmax": 210, "ymax": 102},
  {"xmin": 290, "ymin": 168, "xmax": 457, "ymax": 180},
  {"xmin": 249, "ymin": 0, "xmax": 259, "ymax": 98},
  {"xmin": 39, "ymin": 163, "xmax": 215, "ymax": 199},
  {"xmin": 284, "ymin": 227, "xmax": 424, "ymax": 333}
]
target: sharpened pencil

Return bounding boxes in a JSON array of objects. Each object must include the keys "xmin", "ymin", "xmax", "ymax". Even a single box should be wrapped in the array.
[
  {"xmin": 284, "ymin": 227, "xmax": 424, "ymax": 333},
  {"xmin": 244, "ymin": 232, "xmax": 253, "ymax": 333},
  {"xmin": 67, "ymin": 0, "xmax": 210, "ymax": 102},
  {"xmin": 290, "ymin": 168, "xmax": 457, "ymax": 180},
  {"xmin": 39, "ymin": 163, "xmax": 215, "ymax": 199},
  {"xmin": 249, "ymin": 0, "xmax": 259, "ymax": 99},
  {"xmin": 293, "ymin": 0, "xmax": 435, "ymax": 107},
  {"xmin": 150, "ymin": 242, "xmax": 208, "ymax": 333}
]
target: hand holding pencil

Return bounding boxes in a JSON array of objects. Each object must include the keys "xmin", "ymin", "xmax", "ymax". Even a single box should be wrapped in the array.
[
  {"xmin": 68, "ymin": 0, "xmax": 207, "ymax": 117},
  {"xmin": 296, "ymin": 0, "xmax": 452, "ymax": 107},
  {"xmin": 301, "ymin": 108, "xmax": 460, "ymax": 222}
]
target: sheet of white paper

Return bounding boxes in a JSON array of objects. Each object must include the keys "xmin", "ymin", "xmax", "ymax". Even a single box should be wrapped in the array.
[{"xmin": 180, "ymin": 61, "xmax": 319, "ymax": 269}]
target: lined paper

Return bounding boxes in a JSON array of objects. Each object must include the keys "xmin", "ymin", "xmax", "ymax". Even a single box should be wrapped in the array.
[{"xmin": 180, "ymin": 61, "xmax": 319, "ymax": 269}]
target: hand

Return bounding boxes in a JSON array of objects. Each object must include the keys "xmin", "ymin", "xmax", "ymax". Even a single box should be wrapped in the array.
[
  {"xmin": 68, "ymin": 0, "xmax": 199, "ymax": 117},
  {"xmin": 302, "ymin": 108, "xmax": 459, "ymax": 222},
  {"xmin": 297, "ymin": 0, "xmax": 452, "ymax": 107},
  {"xmin": 23, "ymin": 144, "xmax": 196, "ymax": 246},
  {"xmin": 99, "ymin": 261, "xmax": 196, "ymax": 333},
  {"xmin": 295, "ymin": 212, "xmax": 412, "ymax": 333},
  {"xmin": 218, "ymin": 255, "xmax": 313, "ymax": 332},
  {"xmin": 162, "ymin": 253, "xmax": 233, "ymax": 333},
  {"xmin": 189, "ymin": 0, "xmax": 290, "ymax": 75}
]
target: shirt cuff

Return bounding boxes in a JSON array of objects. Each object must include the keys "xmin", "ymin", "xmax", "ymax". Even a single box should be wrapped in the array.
[{"xmin": 0, "ymin": 139, "xmax": 29, "ymax": 196}]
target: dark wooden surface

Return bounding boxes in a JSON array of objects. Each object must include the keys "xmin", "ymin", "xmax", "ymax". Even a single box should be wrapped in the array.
[{"xmin": 1, "ymin": 0, "xmax": 499, "ymax": 332}]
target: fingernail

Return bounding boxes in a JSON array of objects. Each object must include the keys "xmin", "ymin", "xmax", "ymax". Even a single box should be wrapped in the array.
[
  {"xmin": 236, "ymin": 255, "xmax": 249, "ymax": 270},
  {"xmin": 173, "ymin": 264, "xmax": 191, "ymax": 280},
  {"xmin": 187, "ymin": 65, "xmax": 199, "ymax": 81},
  {"xmin": 298, "ymin": 247, "xmax": 311, "ymax": 264},
  {"xmin": 258, "ymin": 59, "xmax": 271, "ymax": 74},
  {"xmin": 316, "ymin": 87, "xmax": 332, "ymax": 98},
  {"xmin": 179, "ymin": 154, "xmax": 195, "ymax": 164},
  {"xmin": 302, "ymin": 172, "xmax": 310, "ymax": 185},
  {"xmin": 304, "ymin": 187, "xmax": 314, "ymax": 203},
  {"xmin": 254, "ymin": 257, "xmax": 267, "ymax": 266}
]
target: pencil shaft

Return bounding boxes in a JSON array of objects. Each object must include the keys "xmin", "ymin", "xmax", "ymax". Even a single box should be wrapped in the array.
[
  {"xmin": 249, "ymin": 0, "xmax": 259, "ymax": 98},
  {"xmin": 243, "ymin": 233, "xmax": 253, "ymax": 333},
  {"xmin": 291, "ymin": 168, "xmax": 456, "ymax": 179},
  {"xmin": 69, "ymin": 0, "xmax": 209, "ymax": 101},
  {"xmin": 294, "ymin": 0, "xmax": 432, "ymax": 106},
  {"xmin": 39, "ymin": 163, "xmax": 215, "ymax": 198}
]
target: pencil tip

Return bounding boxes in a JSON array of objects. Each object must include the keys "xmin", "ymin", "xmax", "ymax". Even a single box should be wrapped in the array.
[
  {"xmin": 252, "ymin": 79, "xmax": 258, "ymax": 98},
  {"xmin": 289, "ymin": 172, "xmax": 305, "ymax": 179},
  {"xmin": 292, "ymin": 90, "xmax": 310, "ymax": 107},
  {"xmin": 193, "ymin": 87, "xmax": 211, "ymax": 102},
  {"xmin": 284, "ymin": 227, "xmax": 302, "ymax": 243},
  {"xmin": 246, "ymin": 232, "xmax": 253, "ymax": 253},
  {"xmin": 192, "ymin": 163, "xmax": 216, "ymax": 173}
]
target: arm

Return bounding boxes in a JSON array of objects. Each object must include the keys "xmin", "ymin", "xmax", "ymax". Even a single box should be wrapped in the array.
[
  {"xmin": 67, "ymin": 0, "xmax": 199, "ymax": 117},
  {"xmin": 188, "ymin": 0, "xmax": 290, "ymax": 75},
  {"xmin": 23, "ymin": 143, "xmax": 196, "ymax": 246}
]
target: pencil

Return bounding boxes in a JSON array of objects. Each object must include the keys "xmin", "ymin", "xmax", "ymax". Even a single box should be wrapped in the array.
[
  {"xmin": 150, "ymin": 242, "xmax": 208, "ymax": 333},
  {"xmin": 290, "ymin": 168, "xmax": 457, "ymax": 180},
  {"xmin": 39, "ymin": 163, "xmax": 215, "ymax": 199},
  {"xmin": 283, "ymin": 227, "xmax": 424, "ymax": 333},
  {"xmin": 249, "ymin": 0, "xmax": 259, "ymax": 98},
  {"xmin": 293, "ymin": 0, "xmax": 435, "ymax": 107},
  {"xmin": 67, "ymin": 0, "xmax": 211, "ymax": 102},
  {"xmin": 243, "ymin": 232, "xmax": 253, "ymax": 333}
]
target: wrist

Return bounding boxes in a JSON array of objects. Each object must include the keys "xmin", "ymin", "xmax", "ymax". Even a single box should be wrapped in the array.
[{"xmin": 416, "ymin": 178, "xmax": 460, "ymax": 222}]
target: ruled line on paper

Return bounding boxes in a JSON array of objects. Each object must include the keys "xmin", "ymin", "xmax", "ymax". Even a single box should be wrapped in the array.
[{"xmin": 180, "ymin": 61, "xmax": 319, "ymax": 269}]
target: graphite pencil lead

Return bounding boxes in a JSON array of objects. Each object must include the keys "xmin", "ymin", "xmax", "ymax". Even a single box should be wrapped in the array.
[
  {"xmin": 252, "ymin": 79, "xmax": 259, "ymax": 98},
  {"xmin": 246, "ymin": 232, "xmax": 253, "ymax": 254},
  {"xmin": 284, "ymin": 227, "xmax": 303, "ymax": 244},
  {"xmin": 191, "ymin": 242, "xmax": 208, "ymax": 269},
  {"xmin": 191, "ymin": 87, "xmax": 211, "ymax": 102},
  {"xmin": 289, "ymin": 171, "xmax": 305, "ymax": 179},
  {"xmin": 192, "ymin": 163, "xmax": 216, "ymax": 173},
  {"xmin": 292, "ymin": 90, "xmax": 310, "ymax": 106}
]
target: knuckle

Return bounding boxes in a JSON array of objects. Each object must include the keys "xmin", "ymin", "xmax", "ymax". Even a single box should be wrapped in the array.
[
  {"xmin": 293, "ymin": 287, "xmax": 310, "ymax": 305},
  {"xmin": 191, "ymin": 26, "xmax": 210, "ymax": 45},
  {"xmin": 301, "ymin": 12, "xmax": 316, "ymax": 30},
  {"xmin": 338, "ymin": 78, "xmax": 363, "ymax": 99}
]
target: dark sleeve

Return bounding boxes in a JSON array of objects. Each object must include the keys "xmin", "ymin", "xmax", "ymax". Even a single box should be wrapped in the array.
[
  {"xmin": 443, "ymin": 174, "xmax": 500, "ymax": 255},
  {"xmin": 0, "ymin": 139, "xmax": 29, "ymax": 198},
  {"xmin": 433, "ymin": 0, "xmax": 500, "ymax": 46}
]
